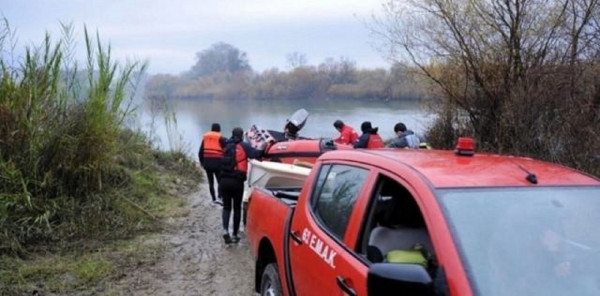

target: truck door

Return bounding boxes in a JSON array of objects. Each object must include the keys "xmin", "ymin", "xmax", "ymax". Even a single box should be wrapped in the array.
[
  {"xmin": 340, "ymin": 172, "xmax": 441, "ymax": 296},
  {"xmin": 287, "ymin": 163, "xmax": 371, "ymax": 296}
]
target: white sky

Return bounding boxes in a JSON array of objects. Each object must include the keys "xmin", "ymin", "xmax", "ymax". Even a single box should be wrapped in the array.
[{"xmin": 1, "ymin": 0, "xmax": 389, "ymax": 75}]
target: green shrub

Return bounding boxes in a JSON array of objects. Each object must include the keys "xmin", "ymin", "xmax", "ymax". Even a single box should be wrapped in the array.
[{"xmin": 0, "ymin": 21, "xmax": 202, "ymax": 254}]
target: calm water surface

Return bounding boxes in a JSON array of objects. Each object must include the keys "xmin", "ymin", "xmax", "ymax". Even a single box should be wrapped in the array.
[{"xmin": 139, "ymin": 99, "xmax": 433, "ymax": 155}]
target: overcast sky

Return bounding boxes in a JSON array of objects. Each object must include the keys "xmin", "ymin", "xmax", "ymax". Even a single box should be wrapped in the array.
[{"xmin": 1, "ymin": 0, "xmax": 389, "ymax": 75}]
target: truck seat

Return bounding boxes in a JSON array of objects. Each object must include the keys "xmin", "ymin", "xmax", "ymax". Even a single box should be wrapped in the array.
[
  {"xmin": 366, "ymin": 181, "xmax": 433, "ymax": 264},
  {"xmin": 368, "ymin": 226, "xmax": 433, "ymax": 257}
]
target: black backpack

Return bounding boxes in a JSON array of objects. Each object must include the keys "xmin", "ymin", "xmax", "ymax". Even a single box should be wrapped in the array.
[{"xmin": 220, "ymin": 142, "xmax": 237, "ymax": 174}]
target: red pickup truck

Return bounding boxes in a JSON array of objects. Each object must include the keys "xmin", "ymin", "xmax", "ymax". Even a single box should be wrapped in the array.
[{"xmin": 245, "ymin": 142, "xmax": 600, "ymax": 296}]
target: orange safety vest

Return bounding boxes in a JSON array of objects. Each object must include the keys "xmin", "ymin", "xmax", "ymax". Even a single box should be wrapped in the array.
[
  {"xmin": 367, "ymin": 134, "xmax": 385, "ymax": 149},
  {"xmin": 202, "ymin": 131, "xmax": 224, "ymax": 158},
  {"xmin": 234, "ymin": 143, "xmax": 248, "ymax": 173}
]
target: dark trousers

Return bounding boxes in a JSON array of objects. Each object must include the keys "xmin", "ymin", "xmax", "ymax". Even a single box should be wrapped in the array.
[
  {"xmin": 220, "ymin": 177, "xmax": 244, "ymax": 236},
  {"xmin": 204, "ymin": 168, "xmax": 220, "ymax": 201}
]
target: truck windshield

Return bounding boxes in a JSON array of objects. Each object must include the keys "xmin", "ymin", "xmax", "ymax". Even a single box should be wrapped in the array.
[{"xmin": 438, "ymin": 186, "xmax": 600, "ymax": 296}]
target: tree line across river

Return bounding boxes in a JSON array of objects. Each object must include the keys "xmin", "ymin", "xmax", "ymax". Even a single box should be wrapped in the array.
[{"xmin": 144, "ymin": 42, "xmax": 430, "ymax": 102}]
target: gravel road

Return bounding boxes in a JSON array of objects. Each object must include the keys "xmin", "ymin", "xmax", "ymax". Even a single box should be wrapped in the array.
[{"xmin": 112, "ymin": 182, "xmax": 256, "ymax": 296}]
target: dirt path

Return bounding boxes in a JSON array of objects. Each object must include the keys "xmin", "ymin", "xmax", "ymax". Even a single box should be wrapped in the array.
[{"xmin": 112, "ymin": 182, "xmax": 256, "ymax": 295}]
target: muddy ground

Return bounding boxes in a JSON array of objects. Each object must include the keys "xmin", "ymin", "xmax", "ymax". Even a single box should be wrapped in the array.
[{"xmin": 110, "ymin": 182, "xmax": 256, "ymax": 296}]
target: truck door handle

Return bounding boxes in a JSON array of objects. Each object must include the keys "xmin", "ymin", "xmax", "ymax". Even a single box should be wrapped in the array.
[
  {"xmin": 336, "ymin": 276, "xmax": 357, "ymax": 296},
  {"xmin": 289, "ymin": 231, "xmax": 303, "ymax": 244}
]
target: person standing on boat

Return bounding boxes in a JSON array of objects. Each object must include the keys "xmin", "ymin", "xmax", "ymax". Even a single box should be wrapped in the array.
[
  {"xmin": 333, "ymin": 120, "xmax": 359, "ymax": 145},
  {"xmin": 354, "ymin": 121, "xmax": 384, "ymax": 149},
  {"xmin": 388, "ymin": 122, "xmax": 430, "ymax": 149},
  {"xmin": 220, "ymin": 127, "xmax": 264, "ymax": 244},
  {"xmin": 199, "ymin": 123, "xmax": 227, "ymax": 205}
]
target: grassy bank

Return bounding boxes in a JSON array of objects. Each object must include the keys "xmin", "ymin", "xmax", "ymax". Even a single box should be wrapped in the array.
[
  {"xmin": 0, "ymin": 234, "xmax": 165, "ymax": 294},
  {"xmin": 0, "ymin": 149, "xmax": 201, "ymax": 294},
  {"xmin": 0, "ymin": 22, "xmax": 203, "ymax": 294}
]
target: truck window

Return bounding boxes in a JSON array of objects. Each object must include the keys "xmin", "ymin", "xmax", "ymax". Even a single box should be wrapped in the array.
[
  {"xmin": 311, "ymin": 164, "xmax": 368, "ymax": 240},
  {"xmin": 358, "ymin": 176, "xmax": 435, "ymax": 270}
]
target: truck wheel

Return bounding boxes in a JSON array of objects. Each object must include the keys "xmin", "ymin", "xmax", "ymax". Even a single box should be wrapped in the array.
[{"xmin": 260, "ymin": 263, "xmax": 282, "ymax": 296}]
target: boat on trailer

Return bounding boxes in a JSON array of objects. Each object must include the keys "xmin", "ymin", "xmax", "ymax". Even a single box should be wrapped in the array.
[
  {"xmin": 241, "ymin": 108, "xmax": 351, "ymax": 224},
  {"xmin": 245, "ymin": 108, "xmax": 352, "ymax": 164}
]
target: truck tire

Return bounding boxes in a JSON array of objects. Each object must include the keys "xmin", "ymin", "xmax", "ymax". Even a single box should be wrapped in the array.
[{"xmin": 260, "ymin": 263, "xmax": 282, "ymax": 296}]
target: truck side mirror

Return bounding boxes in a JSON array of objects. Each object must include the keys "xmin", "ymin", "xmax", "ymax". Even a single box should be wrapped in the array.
[{"xmin": 367, "ymin": 263, "xmax": 435, "ymax": 296}]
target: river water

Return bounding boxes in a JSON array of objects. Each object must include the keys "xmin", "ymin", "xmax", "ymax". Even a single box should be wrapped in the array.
[{"xmin": 137, "ymin": 98, "xmax": 433, "ymax": 155}]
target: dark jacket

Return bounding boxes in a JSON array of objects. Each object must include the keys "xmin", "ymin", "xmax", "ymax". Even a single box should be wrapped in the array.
[
  {"xmin": 388, "ymin": 130, "xmax": 423, "ymax": 149},
  {"xmin": 354, "ymin": 130, "xmax": 384, "ymax": 149}
]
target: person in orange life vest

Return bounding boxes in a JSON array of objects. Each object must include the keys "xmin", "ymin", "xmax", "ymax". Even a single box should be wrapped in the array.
[
  {"xmin": 220, "ymin": 127, "xmax": 264, "ymax": 244},
  {"xmin": 354, "ymin": 121, "xmax": 384, "ymax": 149},
  {"xmin": 198, "ymin": 123, "xmax": 227, "ymax": 204},
  {"xmin": 333, "ymin": 120, "xmax": 359, "ymax": 145}
]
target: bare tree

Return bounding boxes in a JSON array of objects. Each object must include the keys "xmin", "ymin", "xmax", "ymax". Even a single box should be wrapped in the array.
[
  {"xmin": 372, "ymin": 0, "xmax": 600, "ymax": 175},
  {"xmin": 318, "ymin": 57, "xmax": 357, "ymax": 84},
  {"xmin": 286, "ymin": 52, "xmax": 308, "ymax": 69}
]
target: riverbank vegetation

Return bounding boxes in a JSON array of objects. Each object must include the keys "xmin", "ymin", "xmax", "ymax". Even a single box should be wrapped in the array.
[
  {"xmin": 374, "ymin": 0, "xmax": 600, "ymax": 176},
  {"xmin": 145, "ymin": 42, "xmax": 430, "ymax": 102},
  {"xmin": 0, "ymin": 22, "xmax": 202, "ymax": 294}
]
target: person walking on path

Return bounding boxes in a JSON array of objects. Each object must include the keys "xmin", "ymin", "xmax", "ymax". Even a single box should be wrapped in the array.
[
  {"xmin": 333, "ymin": 120, "xmax": 359, "ymax": 145},
  {"xmin": 354, "ymin": 121, "xmax": 384, "ymax": 149},
  {"xmin": 219, "ymin": 127, "xmax": 264, "ymax": 244},
  {"xmin": 199, "ymin": 123, "xmax": 227, "ymax": 205}
]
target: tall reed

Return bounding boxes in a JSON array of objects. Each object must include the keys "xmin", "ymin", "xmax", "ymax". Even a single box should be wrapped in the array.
[{"xmin": 0, "ymin": 21, "xmax": 158, "ymax": 253}]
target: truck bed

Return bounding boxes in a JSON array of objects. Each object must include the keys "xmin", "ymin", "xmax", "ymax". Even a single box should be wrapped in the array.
[
  {"xmin": 267, "ymin": 187, "xmax": 302, "ymax": 206},
  {"xmin": 246, "ymin": 187, "xmax": 299, "ymax": 259},
  {"xmin": 243, "ymin": 159, "xmax": 311, "ymax": 204}
]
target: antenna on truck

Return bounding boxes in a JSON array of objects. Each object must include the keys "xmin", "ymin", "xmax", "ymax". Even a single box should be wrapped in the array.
[{"xmin": 511, "ymin": 160, "xmax": 538, "ymax": 184}]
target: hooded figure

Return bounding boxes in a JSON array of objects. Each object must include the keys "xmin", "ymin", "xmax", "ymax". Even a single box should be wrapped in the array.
[{"xmin": 354, "ymin": 121, "xmax": 384, "ymax": 149}]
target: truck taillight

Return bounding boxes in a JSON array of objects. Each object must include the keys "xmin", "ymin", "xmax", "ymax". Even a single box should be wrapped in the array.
[{"xmin": 455, "ymin": 137, "xmax": 475, "ymax": 156}]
